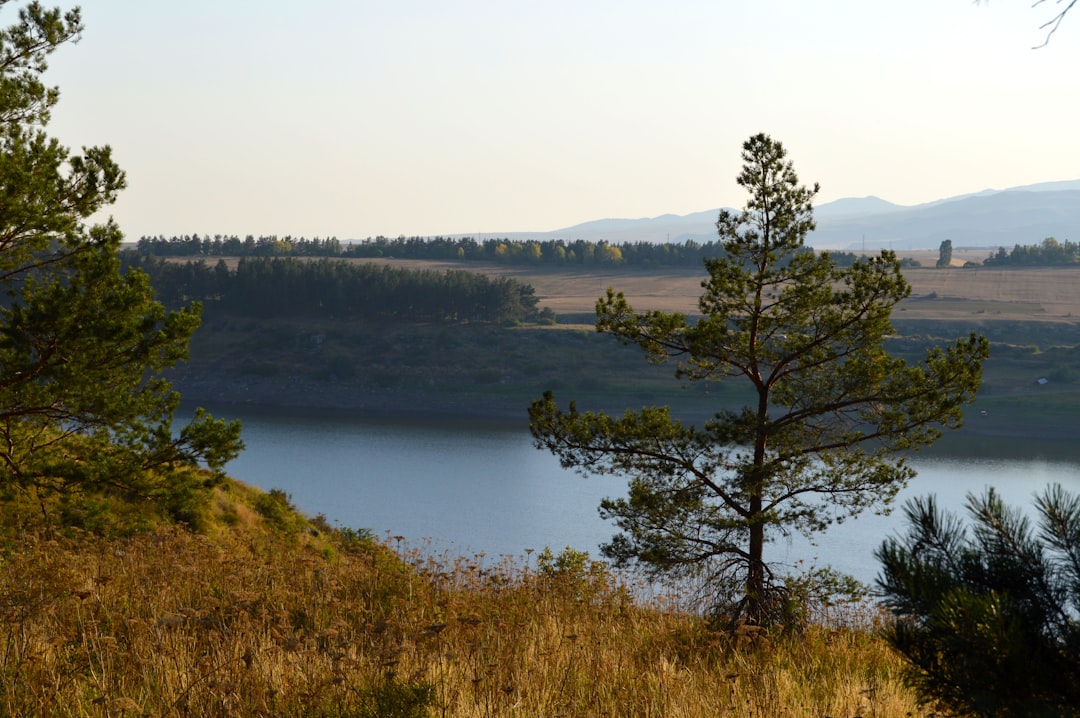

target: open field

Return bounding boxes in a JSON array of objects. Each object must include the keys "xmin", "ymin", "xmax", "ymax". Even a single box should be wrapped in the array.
[{"xmin": 336, "ymin": 248, "xmax": 1080, "ymax": 322}]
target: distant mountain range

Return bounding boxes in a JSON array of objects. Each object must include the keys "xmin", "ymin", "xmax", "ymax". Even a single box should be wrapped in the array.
[{"xmin": 495, "ymin": 180, "xmax": 1080, "ymax": 250}]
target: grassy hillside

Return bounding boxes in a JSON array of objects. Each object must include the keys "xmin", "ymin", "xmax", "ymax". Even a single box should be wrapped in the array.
[{"xmin": 0, "ymin": 482, "xmax": 928, "ymax": 717}]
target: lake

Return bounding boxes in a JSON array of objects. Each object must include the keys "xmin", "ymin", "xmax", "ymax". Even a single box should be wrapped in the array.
[{"xmin": 201, "ymin": 405, "xmax": 1080, "ymax": 587}]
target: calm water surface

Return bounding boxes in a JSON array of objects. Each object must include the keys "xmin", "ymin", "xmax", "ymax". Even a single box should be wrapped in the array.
[{"xmin": 202, "ymin": 406, "xmax": 1080, "ymax": 585}]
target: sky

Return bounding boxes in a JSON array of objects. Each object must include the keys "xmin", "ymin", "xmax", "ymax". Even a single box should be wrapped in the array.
[{"xmin": 40, "ymin": 1, "xmax": 1080, "ymax": 240}]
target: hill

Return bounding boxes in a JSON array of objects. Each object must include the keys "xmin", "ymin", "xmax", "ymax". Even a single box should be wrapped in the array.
[
  {"xmin": 0, "ymin": 476, "xmax": 922, "ymax": 717},
  {"xmin": 479, "ymin": 181, "xmax": 1080, "ymax": 250}
]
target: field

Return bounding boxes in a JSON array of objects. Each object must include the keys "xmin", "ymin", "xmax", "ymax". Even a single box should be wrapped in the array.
[{"xmin": 341, "ymin": 247, "xmax": 1080, "ymax": 322}]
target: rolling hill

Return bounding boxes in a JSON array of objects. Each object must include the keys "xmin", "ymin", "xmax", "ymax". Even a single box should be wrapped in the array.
[{"xmin": 487, "ymin": 181, "xmax": 1080, "ymax": 250}]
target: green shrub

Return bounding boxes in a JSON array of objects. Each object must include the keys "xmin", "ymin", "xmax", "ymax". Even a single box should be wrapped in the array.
[
  {"xmin": 252, "ymin": 488, "xmax": 304, "ymax": 534},
  {"xmin": 355, "ymin": 678, "xmax": 435, "ymax": 718},
  {"xmin": 877, "ymin": 485, "xmax": 1080, "ymax": 715}
]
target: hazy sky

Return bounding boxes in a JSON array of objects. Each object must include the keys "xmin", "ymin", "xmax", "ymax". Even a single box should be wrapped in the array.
[{"xmin": 43, "ymin": 1, "xmax": 1080, "ymax": 239}]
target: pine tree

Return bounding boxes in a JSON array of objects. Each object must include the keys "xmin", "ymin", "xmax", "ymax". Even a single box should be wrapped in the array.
[
  {"xmin": 529, "ymin": 133, "xmax": 988, "ymax": 624},
  {"xmin": 0, "ymin": 3, "xmax": 242, "ymax": 507},
  {"xmin": 936, "ymin": 239, "xmax": 953, "ymax": 268},
  {"xmin": 877, "ymin": 485, "xmax": 1080, "ymax": 715}
]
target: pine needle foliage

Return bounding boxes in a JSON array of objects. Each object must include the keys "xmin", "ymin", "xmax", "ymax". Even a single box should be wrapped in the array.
[
  {"xmin": 877, "ymin": 484, "xmax": 1080, "ymax": 716},
  {"xmin": 0, "ymin": 2, "xmax": 242, "ymax": 502},
  {"xmin": 530, "ymin": 133, "xmax": 988, "ymax": 625}
]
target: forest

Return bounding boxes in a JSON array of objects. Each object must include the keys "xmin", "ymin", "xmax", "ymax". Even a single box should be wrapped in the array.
[
  {"xmin": 982, "ymin": 236, "xmax": 1080, "ymax": 266},
  {"xmin": 124, "ymin": 254, "xmax": 549, "ymax": 325},
  {"xmin": 135, "ymin": 233, "xmax": 887, "ymax": 269}
]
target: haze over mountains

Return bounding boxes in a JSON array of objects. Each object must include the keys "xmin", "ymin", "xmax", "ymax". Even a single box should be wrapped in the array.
[{"xmin": 491, "ymin": 180, "xmax": 1080, "ymax": 251}]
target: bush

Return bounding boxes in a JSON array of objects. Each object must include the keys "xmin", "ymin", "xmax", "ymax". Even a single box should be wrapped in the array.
[
  {"xmin": 876, "ymin": 485, "xmax": 1080, "ymax": 716},
  {"xmin": 252, "ymin": 488, "xmax": 305, "ymax": 534}
]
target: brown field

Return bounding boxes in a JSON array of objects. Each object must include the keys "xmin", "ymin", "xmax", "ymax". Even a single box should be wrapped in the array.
[{"xmin": 337, "ymin": 247, "xmax": 1080, "ymax": 322}]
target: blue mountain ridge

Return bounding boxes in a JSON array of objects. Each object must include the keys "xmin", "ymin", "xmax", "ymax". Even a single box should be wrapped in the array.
[{"xmin": 490, "ymin": 180, "xmax": 1080, "ymax": 250}]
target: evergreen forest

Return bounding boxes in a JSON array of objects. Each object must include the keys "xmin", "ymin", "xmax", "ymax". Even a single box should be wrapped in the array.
[
  {"xmin": 134, "ymin": 233, "xmax": 889, "ymax": 269},
  {"xmin": 125, "ymin": 254, "xmax": 550, "ymax": 325}
]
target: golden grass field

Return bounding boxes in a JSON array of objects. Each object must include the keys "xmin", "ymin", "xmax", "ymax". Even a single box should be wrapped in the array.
[
  {"xmin": 0, "ymin": 488, "xmax": 926, "ymax": 718},
  {"xmin": 344, "ymin": 247, "xmax": 1080, "ymax": 322}
]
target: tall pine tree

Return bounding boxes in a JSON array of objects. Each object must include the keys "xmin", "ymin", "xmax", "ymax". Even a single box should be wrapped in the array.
[
  {"xmin": 530, "ymin": 133, "xmax": 988, "ymax": 624},
  {"xmin": 0, "ymin": 3, "xmax": 241, "ymax": 507}
]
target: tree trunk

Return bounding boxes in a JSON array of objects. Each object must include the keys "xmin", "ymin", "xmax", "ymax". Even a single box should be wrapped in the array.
[
  {"xmin": 745, "ymin": 383, "xmax": 769, "ymax": 625},
  {"xmin": 745, "ymin": 498, "xmax": 766, "ymax": 624}
]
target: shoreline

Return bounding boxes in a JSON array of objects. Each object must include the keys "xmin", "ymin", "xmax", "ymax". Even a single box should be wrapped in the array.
[{"xmin": 173, "ymin": 374, "xmax": 1080, "ymax": 444}]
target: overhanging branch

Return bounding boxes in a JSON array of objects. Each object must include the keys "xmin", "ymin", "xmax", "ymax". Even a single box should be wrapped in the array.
[{"xmin": 1034, "ymin": 0, "xmax": 1077, "ymax": 47}]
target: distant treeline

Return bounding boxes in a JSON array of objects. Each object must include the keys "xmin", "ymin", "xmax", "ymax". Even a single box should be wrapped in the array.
[
  {"xmin": 137, "ymin": 234, "xmax": 345, "ymax": 257},
  {"xmin": 983, "ymin": 237, "xmax": 1080, "ymax": 267},
  {"xmin": 124, "ymin": 255, "xmax": 547, "ymax": 325},
  {"xmin": 135, "ymin": 233, "xmax": 879, "ymax": 269}
]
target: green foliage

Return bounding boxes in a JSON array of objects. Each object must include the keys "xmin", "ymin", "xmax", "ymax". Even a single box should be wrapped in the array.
[
  {"xmin": 355, "ymin": 678, "xmax": 436, "ymax": 718},
  {"xmin": 530, "ymin": 133, "xmax": 988, "ymax": 625},
  {"xmin": 136, "ymin": 232, "xmax": 730, "ymax": 268},
  {"xmin": 876, "ymin": 485, "xmax": 1080, "ymax": 716},
  {"xmin": 936, "ymin": 239, "xmax": 953, "ymax": 267},
  {"xmin": 128, "ymin": 254, "xmax": 544, "ymax": 325},
  {"xmin": 56, "ymin": 492, "xmax": 154, "ymax": 536},
  {"xmin": 336, "ymin": 525, "xmax": 376, "ymax": 553},
  {"xmin": 984, "ymin": 236, "xmax": 1080, "ymax": 267},
  {"xmin": 536, "ymin": 306, "xmax": 558, "ymax": 325},
  {"xmin": 252, "ymin": 488, "xmax": 305, "ymax": 535},
  {"xmin": 0, "ymin": 4, "xmax": 242, "ymax": 506},
  {"xmin": 536, "ymin": 546, "xmax": 599, "ymax": 580},
  {"xmin": 0, "ymin": 463, "xmax": 221, "ymax": 539},
  {"xmin": 138, "ymin": 233, "xmax": 343, "ymax": 257},
  {"xmin": 535, "ymin": 546, "xmax": 614, "ymax": 603}
]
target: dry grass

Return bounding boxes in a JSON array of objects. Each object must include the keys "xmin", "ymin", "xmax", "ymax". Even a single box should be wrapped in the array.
[
  {"xmin": 332, "ymin": 250, "xmax": 1080, "ymax": 322},
  {"xmin": 0, "ymin": 507, "xmax": 928, "ymax": 717}
]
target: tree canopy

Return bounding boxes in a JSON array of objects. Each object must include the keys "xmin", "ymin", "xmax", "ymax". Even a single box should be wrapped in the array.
[
  {"xmin": 125, "ymin": 255, "xmax": 547, "ymax": 325},
  {"xmin": 877, "ymin": 485, "xmax": 1080, "ymax": 715},
  {"xmin": 0, "ymin": 3, "xmax": 241, "ymax": 509},
  {"xmin": 983, "ymin": 237, "xmax": 1080, "ymax": 267},
  {"xmin": 529, "ymin": 133, "xmax": 988, "ymax": 625},
  {"xmin": 936, "ymin": 239, "xmax": 953, "ymax": 268}
]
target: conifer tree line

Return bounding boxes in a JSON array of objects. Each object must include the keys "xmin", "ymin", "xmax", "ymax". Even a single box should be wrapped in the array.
[
  {"xmin": 136, "ymin": 233, "xmax": 882, "ymax": 269},
  {"xmin": 136, "ymin": 233, "xmax": 714, "ymax": 266},
  {"xmin": 982, "ymin": 236, "xmax": 1080, "ymax": 266},
  {"xmin": 125, "ymin": 255, "xmax": 547, "ymax": 324},
  {"xmin": 137, "ymin": 234, "xmax": 344, "ymax": 258}
]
